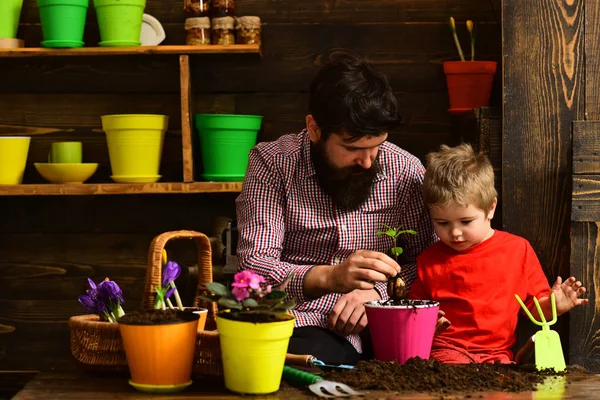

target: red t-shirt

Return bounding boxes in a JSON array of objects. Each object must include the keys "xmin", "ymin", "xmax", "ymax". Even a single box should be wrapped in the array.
[{"xmin": 409, "ymin": 230, "xmax": 550, "ymax": 359}]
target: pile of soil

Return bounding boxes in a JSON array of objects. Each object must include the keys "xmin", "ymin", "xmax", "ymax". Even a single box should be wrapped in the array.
[
  {"xmin": 320, "ymin": 357, "xmax": 577, "ymax": 395},
  {"xmin": 118, "ymin": 309, "xmax": 197, "ymax": 325}
]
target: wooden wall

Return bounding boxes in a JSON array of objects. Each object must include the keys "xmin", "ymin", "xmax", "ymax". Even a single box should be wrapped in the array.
[{"xmin": 0, "ymin": 0, "xmax": 501, "ymax": 371}]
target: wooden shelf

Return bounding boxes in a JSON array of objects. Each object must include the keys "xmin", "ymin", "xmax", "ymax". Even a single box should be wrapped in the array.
[
  {"xmin": 0, "ymin": 182, "xmax": 243, "ymax": 196},
  {"xmin": 0, "ymin": 44, "xmax": 261, "ymax": 58}
]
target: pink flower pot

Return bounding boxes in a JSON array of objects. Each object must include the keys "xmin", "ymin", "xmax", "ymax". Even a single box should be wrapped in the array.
[{"xmin": 365, "ymin": 299, "xmax": 439, "ymax": 364}]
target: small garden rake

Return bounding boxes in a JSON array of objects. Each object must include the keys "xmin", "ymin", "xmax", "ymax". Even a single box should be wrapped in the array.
[
  {"xmin": 514, "ymin": 293, "xmax": 566, "ymax": 372},
  {"xmin": 282, "ymin": 366, "xmax": 365, "ymax": 398}
]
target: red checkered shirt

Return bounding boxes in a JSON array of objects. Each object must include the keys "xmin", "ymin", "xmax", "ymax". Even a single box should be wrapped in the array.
[{"xmin": 235, "ymin": 130, "xmax": 437, "ymax": 353}]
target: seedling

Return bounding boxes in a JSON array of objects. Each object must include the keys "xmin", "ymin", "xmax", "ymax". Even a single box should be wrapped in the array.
[{"xmin": 377, "ymin": 223, "xmax": 417, "ymax": 300}]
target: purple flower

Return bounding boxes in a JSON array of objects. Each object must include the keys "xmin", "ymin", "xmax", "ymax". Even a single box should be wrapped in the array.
[
  {"xmin": 97, "ymin": 278, "xmax": 124, "ymax": 305},
  {"xmin": 78, "ymin": 294, "xmax": 97, "ymax": 313},
  {"xmin": 165, "ymin": 287, "xmax": 175, "ymax": 300},
  {"xmin": 232, "ymin": 286, "xmax": 250, "ymax": 302},
  {"xmin": 162, "ymin": 261, "xmax": 181, "ymax": 286}
]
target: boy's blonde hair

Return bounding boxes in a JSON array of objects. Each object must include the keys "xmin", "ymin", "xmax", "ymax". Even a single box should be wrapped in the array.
[{"xmin": 423, "ymin": 143, "xmax": 497, "ymax": 211}]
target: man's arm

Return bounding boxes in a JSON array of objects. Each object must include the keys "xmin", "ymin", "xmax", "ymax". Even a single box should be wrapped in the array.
[{"xmin": 236, "ymin": 149, "xmax": 316, "ymax": 304}]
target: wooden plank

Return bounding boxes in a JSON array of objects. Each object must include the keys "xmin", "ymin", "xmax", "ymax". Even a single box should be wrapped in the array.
[
  {"xmin": 569, "ymin": 222, "xmax": 600, "ymax": 371},
  {"xmin": 19, "ymin": 0, "xmax": 502, "ymax": 23},
  {"xmin": 572, "ymin": 175, "xmax": 600, "ymax": 222},
  {"xmin": 0, "ymin": 182, "xmax": 242, "ymax": 196},
  {"xmin": 0, "ymin": 45, "xmax": 260, "ymax": 58},
  {"xmin": 7, "ymin": 23, "xmax": 500, "ymax": 94},
  {"xmin": 180, "ymin": 55, "xmax": 194, "ymax": 182},
  {"xmin": 586, "ymin": 0, "xmax": 600, "ymax": 119},
  {"xmin": 0, "ymin": 195, "xmax": 237, "ymax": 234},
  {"xmin": 573, "ymin": 121, "xmax": 600, "ymax": 174},
  {"xmin": 503, "ymin": 0, "xmax": 583, "ymax": 276}
]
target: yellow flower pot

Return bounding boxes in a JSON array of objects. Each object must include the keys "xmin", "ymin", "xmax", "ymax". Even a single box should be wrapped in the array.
[
  {"xmin": 0, "ymin": 136, "xmax": 30, "ymax": 184},
  {"xmin": 217, "ymin": 314, "xmax": 295, "ymax": 395},
  {"xmin": 101, "ymin": 114, "xmax": 169, "ymax": 183}
]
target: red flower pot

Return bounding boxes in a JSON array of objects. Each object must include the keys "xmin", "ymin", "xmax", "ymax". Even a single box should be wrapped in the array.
[{"xmin": 443, "ymin": 61, "xmax": 497, "ymax": 114}]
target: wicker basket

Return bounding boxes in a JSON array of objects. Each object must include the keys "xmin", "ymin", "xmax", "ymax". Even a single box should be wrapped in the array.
[{"xmin": 69, "ymin": 230, "xmax": 223, "ymax": 376}]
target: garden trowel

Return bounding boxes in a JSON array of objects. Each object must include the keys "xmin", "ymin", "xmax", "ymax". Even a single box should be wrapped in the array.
[
  {"xmin": 514, "ymin": 293, "xmax": 566, "ymax": 372},
  {"xmin": 285, "ymin": 353, "xmax": 354, "ymax": 371}
]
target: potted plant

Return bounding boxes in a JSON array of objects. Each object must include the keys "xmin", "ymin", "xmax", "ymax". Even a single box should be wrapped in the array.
[
  {"xmin": 364, "ymin": 224, "xmax": 440, "ymax": 364},
  {"xmin": 118, "ymin": 253, "xmax": 214, "ymax": 393},
  {"xmin": 199, "ymin": 271, "xmax": 296, "ymax": 395},
  {"xmin": 443, "ymin": 17, "xmax": 497, "ymax": 114}
]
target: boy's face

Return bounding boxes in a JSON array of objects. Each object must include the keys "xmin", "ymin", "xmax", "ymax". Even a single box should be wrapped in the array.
[{"xmin": 429, "ymin": 200, "xmax": 497, "ymax": 252}]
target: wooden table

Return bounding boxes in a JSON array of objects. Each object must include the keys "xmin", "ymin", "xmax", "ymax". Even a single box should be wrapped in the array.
[{"xmin": 11, "ymin": 371, "xmax": 600, "ymax": 399}]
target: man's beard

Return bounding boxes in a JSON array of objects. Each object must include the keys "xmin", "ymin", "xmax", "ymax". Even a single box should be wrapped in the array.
[{"xmin": 311, "ymin": 140, "xmax": 380, "ymax": 212}]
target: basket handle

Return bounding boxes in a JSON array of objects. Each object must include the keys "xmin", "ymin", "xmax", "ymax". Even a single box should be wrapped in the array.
[{"xmin": 142, "ymin": 230, "xmax": 218, "ymax": 330}]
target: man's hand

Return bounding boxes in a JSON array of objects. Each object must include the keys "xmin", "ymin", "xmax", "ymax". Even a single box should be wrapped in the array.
[
  {"xmin": 551, "ymin": 276, "xmax": 588, "ymax": 315},
  {"xmin": 434, "ymin": 309, "xmax": 451, "ymax": 337},
  {"xmin": 328, "ymin": 289, "xmax": 381, "ymax": 337},
  {"xmin": 329, "ymin": 250, "xmax": 401, "ymax": 293}
]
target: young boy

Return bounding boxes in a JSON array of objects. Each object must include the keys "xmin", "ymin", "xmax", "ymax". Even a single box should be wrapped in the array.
[{"xmin": 408, "ymin": 143, "xmax": 588, "ymax": 363}]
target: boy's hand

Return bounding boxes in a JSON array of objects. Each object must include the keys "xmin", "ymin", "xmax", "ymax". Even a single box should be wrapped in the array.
[
  {"xmin": 434, "ymin": 309, "xmax": 451, "ymax": 337},
  {"xmin": 551, "ymin": 276, "xmax": 588, "ymax": 315}
]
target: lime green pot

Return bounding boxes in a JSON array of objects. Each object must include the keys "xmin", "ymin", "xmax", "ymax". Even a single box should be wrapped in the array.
[
  {"xmin": 0, "ymin": 0, "xmax": 24, "ymax": 39},
  {"xmin": 93, "ymin": 0, "xmax": 146, "ymax": 46}
]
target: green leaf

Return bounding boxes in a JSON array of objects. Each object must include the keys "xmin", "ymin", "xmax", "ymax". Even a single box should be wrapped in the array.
[
  {"xmin": 273, "ymin": 300, "xmax": 296, "ymax": 311},
  {"xmin": 378, "ymin": 222, "xmax": 392, "ymax": 230},
  {"xmin": 198, "ymin": 295, "xmax": 220, "ymax": 303},
  {"xmin": 396, "ymin": 229, "xmax": 417, "ymax": 236},
  {"xmin": 391, "ymin": 247, "xmax": 404, "ymax": 257},
  {"xmin": 206, "ymin": 282, "xmax": 229, "ymax": 297},
  {"xmin": 265, "ymin": 290, "xmax": 287, "ymax": 301},
  {"xmin": 243, "ymin": 298, "xmax": 259, "ymax": 308},
  {"xmin": 218, "ymin": 297, "xmax": 243, "ymax": 310}
]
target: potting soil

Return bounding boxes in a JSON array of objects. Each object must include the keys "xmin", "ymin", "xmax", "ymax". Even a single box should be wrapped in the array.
[{"xmin": 320, "ymin": 357, "xmax": 588, "ymax": 395}]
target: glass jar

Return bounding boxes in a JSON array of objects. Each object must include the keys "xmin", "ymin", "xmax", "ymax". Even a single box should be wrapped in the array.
[
  {"xmin": 184, "ymin": 0, "xmax": 210, "ymax": 17},
  {"xmin": 211, "ymin": 16, "xmax": 235, "ymax": 45},
  {"xmin": 235, "ymin": 16, "xmax": 261, "ymax": 46},
  {"xmin": 185, "ymin": 17, "xmax": 211, "ymax": 45},
  {"xmin": 210, "ymin": 0, "xmax": 234, "ymax": 18}
]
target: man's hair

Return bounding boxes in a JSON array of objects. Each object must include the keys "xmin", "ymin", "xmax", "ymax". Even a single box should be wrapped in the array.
[
  {"xmin": 308, "ymin": 54, "xmax": 399, "ymax": 141},
  {"xmin": 423, "ymin": 143, "xmax": 497, "ymax": 211}
]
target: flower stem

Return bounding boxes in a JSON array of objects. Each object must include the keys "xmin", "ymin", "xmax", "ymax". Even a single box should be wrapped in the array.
[
  {"xmin": 170, "ymin": 282, "xmax": 184, "ymax": 310},
  {"xmin": 166, "ymin": 298, "xmax": 175, "ymax": 309}
]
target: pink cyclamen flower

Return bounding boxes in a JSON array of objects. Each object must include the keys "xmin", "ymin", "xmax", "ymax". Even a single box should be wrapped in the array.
[
  {"xmin": 231, "ymin": 270, "xmax": 254, "ymax": 289},
  {"xmin": 232, "ymin": 286, "xmax": 250, "ymax": 302},
  {"xmin": 265, "ymin": 285, "xmax": 272, "ymax": 294}
]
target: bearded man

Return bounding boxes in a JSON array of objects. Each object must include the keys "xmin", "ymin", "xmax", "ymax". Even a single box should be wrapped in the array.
[{"xmin": 235, "ymin": 54, "xmax": 437, "ymax": 364}]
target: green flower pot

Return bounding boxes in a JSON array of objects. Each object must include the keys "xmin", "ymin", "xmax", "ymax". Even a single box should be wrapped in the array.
[
  {"xmin": 37, "ymin": 0, "xmax": 88, "ymax": 48},
  {"xmin": 93, "ymin": 0, "xmax": 146, "ymax": 47},
  {"xmin": 0, "ymin": 0, "xmax": 24, "ymax": 39}
]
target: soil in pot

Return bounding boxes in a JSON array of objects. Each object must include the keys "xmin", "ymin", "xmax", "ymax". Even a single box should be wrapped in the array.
[
  {"xmin": 321, "ymin": 357, "xmax": 590, "ymax": 394},
  {"xmin": 118, "ymin": 309, "xmax": 198, "ymax": 325},
  {"xmin": 217, "ymin": 311, "xmax": 295, "ymax": 323}
]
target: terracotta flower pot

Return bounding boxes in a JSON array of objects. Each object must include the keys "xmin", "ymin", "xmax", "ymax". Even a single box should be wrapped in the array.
[
  {"xmin": 443, "ymin": 61, "xmax": 497, "ymax": 114},
  {"xmin": 365, "ymin": 299, "xmax": 439, "ymax": 364},
  {"xmin": 118, "ymin": 309, "xmax": 199, "ymax": 393}
]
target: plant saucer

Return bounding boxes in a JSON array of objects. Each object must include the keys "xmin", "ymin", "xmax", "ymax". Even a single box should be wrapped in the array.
[
  {"xmin": 129, "ymin": 379, "xmax": 192, "ymax": 393},
  {"xmin": 200, "ymin": 173, "xmax": 245, "ymax": 182}
]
